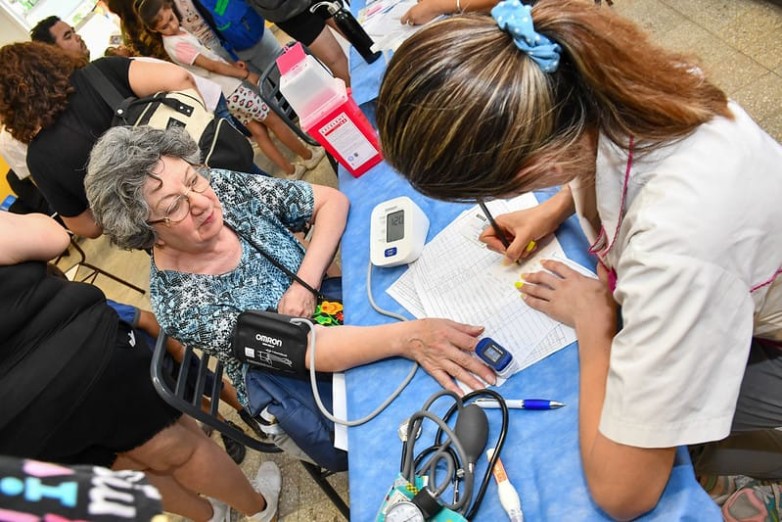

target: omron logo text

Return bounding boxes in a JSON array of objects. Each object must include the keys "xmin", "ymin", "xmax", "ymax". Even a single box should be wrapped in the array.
[{"xmin": 255, "ymin": 334, "xmax": 282, "ymax": 347}]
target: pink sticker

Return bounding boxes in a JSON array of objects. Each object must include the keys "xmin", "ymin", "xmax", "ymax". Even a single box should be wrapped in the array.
[{"xmin": 22, "ymin": 460, "xmax": 75, "ymax": 478}]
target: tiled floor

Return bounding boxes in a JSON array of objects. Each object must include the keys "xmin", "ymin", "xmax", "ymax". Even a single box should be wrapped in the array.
[{"xmin": 56, "ymin": 1, "xmax": 782, "ymax": 520}]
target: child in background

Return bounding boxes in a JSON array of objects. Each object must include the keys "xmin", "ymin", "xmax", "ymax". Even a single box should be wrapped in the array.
[
  {"xmin": 138, "ymin": 0, "xmax": 324, "ymax": 179},
  {"xmin": 171, "ymin": 0, "xmax": 231, "ymax": 60}
]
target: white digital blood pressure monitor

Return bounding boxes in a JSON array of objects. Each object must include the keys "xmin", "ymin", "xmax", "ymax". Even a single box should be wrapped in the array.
[{"xmin": 369, "ymin": 196, "xmax": 429, "ymax": 267}]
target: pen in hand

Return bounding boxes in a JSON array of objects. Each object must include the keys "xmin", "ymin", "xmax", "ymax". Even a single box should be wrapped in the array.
[
  {"xmin": 475, "ymin": 398, "xmax": 565, "ymax": 410},
  {"xmin": 478, "ymin": 200, "xmax": 536, "ymax": 258},
  {"xmin": 478, "ymin": 200, "xmax": 511, "ymax": 250}
]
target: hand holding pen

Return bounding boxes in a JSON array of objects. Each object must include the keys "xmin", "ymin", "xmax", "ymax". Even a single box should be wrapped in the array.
[{"xmin": 477, "ymin": 201, "xmax": 539, "ymax": 263}]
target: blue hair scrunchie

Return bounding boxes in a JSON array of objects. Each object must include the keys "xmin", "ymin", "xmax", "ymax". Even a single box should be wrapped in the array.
[{"xmin": 491, "ymin": 0, "xmax": 561, "ymax": 73}]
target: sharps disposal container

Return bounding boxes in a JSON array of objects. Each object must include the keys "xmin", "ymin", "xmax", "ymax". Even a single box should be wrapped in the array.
[{"xmin": 277, "ymin": 43, "xmax": 383, "ymax": 177}]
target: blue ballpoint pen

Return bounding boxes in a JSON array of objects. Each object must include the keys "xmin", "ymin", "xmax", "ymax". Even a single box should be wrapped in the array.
[{"xmin": 475, "ymin": 398, "xmax": 565, "ymax": 410}]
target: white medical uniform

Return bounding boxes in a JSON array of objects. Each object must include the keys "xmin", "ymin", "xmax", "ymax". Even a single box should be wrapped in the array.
[{"xmin": 570, "ymin": 102, "xmax": 782, "ymax": 449}]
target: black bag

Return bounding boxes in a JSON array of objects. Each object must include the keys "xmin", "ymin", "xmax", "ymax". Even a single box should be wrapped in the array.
[{"xmin": 84, "ymin": 67, "xmax": 255, "ymax": 173}]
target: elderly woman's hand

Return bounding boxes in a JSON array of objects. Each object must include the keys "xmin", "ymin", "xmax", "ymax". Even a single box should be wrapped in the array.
[
  {"xmin": 277, "ymin": 283, "xmax": 318, "ymax": 318},
  {"xmin": 404, "ymin": 319, "xmax": 495, "ymax": 394}
]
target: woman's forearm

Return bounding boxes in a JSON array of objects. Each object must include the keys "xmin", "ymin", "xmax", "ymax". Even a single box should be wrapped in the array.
[
  {"xmin": 307, "ymin": 318, "xmax": 494, "ymax": 392},
  {"xmin": 543, "ymin": 184, "xmax": 576, "ymax": 227},
  {"xmin": 572, "ymin": 311, "xmax": 675, "ymax": 520},
  {"xmin": 575, "ymin": 317, "xmax": 613, "ymax": 461},
  {"xmin": 0, "ymin": 213, "xmax": 70, "ymax": 264},
  {"xmin": 296, "ymin": 188, "xmax": 349, "ymax": 290},
  {"xmin": 307, "ymin": 322, "xmax": 414, "ymax": 371}
]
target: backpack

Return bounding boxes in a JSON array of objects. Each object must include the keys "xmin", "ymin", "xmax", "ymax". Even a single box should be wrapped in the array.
[
  {"xmin": 83, "ymin": 67, "xmax": 255, "ymax": 174},
  {"xmin": 195, "ymin": 0, "xmax": 265, "ymax": 52}
]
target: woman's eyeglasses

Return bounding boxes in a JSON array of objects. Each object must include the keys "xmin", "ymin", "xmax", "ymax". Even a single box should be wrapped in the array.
[{"xmin": 147, "ymin": 165, "xmax": 211, "ymax": 226}]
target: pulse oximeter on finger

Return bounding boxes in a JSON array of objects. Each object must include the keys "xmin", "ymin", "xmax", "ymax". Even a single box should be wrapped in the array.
[{"xmin": 476, "ymin": 337, "xmax": 515, "ymax": 379}]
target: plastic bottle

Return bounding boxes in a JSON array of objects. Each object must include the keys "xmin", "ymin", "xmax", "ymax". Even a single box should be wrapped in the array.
[
  {"xmin": 277, "ymin": 43, "xmax": 383, "ymax": 177},
  {"xmin": 310, "ymin": 1, "xmax": 382, "ymax": 64}
]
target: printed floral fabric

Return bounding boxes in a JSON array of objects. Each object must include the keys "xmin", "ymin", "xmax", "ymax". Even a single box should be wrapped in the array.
[{"xmin": 313, "ymin": 300, "xmax": 343, "ymax": 326}]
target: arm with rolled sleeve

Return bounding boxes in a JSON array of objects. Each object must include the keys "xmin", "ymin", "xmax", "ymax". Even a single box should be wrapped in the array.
[{"xmin": 578, "ymin": 246, "xmax": 754, "ymax": 520}]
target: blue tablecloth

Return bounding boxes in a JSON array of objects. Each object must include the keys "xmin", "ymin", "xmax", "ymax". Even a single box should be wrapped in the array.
[
  {"xmin": 339, "ymin": 166, "xmax": 720, "ymax": 521},
  {"xmin": 339, "ymin": 4, "xmax": 721, "ymax": 519}
]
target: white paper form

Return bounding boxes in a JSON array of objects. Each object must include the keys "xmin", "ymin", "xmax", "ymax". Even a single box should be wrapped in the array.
[
  {"xmin": 360, "ymin": 0, "xmax": 444, "ymax": 52},
  {"xmin": 388, "ymin": 194, "xmax": 585, "ymax": 374},
  {"xmin": 385, "ymin": 267, "xmax": 427, "ymax": 318},
  {"xmin": 332, "ymin": 372, "xmax": 349, "ymax": 451}
]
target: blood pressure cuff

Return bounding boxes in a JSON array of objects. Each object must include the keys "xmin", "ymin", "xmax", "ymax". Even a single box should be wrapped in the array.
[{"xmin": 232, "ymin": 310, "xmax": 309, "ymax": 375}]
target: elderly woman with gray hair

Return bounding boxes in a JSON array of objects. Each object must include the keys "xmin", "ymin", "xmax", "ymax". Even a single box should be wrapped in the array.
[{"xmin": 85, "ymin": 125, "xmax": 496, "ymax": 461}]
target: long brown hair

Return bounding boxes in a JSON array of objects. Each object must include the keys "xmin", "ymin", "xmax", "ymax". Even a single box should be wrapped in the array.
[
  {"xmin": 0, "ymin": 42, "xmax": 84, "ymax": 144},
  {"xmin": 136, "ymin": 0, "xmax": 175, "ymax": 34},
  {"xmin": 107, "ymin": 0, "xmax": 169, "ymax": 60},
  {"xmin": 376, "ymin": 0, "xmax": 731, "ymax": 201}
]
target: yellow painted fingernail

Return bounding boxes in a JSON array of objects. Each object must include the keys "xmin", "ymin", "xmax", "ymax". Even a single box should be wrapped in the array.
[
  {"xmin": 514, "ymin": 281, "xmax": 524, "ymax": 289},
  {"xmin": 519, "ymin": 273, "xmax": 527, "ymax": 280},
  {"xmin": 525, "ymin": 240, "xmax": 537, "ymax": 253},
  {"xmin": 520, "ymin": 293, "xmax": 527, "ymax": 300}
]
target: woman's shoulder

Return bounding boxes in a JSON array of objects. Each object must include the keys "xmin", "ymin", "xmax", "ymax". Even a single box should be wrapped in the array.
[
  {"xmin": 70, "ymin": 57, "xmax": 133, "ymax": 97},
  {"xmin": 149, "ymin": 266, "xmax": 204, "ymax": 315},
  {"xmin": 210, "ymin": 169, "xmax": 288, "ymax": 199},
  {"xmin": 82, "ymin": 56, "xmax": 132, "ymax": 77}
]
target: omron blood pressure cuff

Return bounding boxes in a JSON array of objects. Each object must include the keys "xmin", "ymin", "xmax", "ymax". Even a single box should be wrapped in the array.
[{"xmin": 232, "ymin": 310, "xmax": 309, "ymax": 375}]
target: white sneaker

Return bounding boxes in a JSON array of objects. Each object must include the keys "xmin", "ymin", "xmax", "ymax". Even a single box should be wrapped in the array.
[
  {"xmin": 299, "ymin": 146, "xmax": 325, "ymax": 170},
  {"xmin": 247, "ymin": 461, "xmax": 282, "ymax": 522},
  {"xmin": 207, "ymin": 497, "xmax": 231, "ymax": 522},
  {"xmin": 285, "ymin": 163, "xmax": 307, "ymax": 180}
]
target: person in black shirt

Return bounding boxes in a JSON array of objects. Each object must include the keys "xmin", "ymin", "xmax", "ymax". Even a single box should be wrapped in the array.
[
  {"xmin": 0, "ymin": 211, "xmax": 282, "ymax": 521},
  {"xmin": 0, "ymin": 41, "xmax": 198, "ymax": 238}
]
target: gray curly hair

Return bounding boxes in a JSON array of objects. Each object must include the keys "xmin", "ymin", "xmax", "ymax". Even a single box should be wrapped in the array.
[{"xmin": 85, "ymin": 126, "xmax": 201, "ymax": 250}]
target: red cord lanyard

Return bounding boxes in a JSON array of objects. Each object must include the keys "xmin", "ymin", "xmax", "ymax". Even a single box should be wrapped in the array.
[{"xmin": 587, "ymin": 136, "xmax": 635, "ymax": 292}]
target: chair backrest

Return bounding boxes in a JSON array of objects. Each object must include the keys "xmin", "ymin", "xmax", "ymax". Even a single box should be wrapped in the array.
[
  {"xmin": 150, "ymin": 331, "xmax": 280, "ymax": 452},
  {"xmin": 258, "ymin": 48, "xmax": 321, "ymax": 148},
  {"xmin": 149, "ymin": 331, "xmax": 350, "ymax": 519}
]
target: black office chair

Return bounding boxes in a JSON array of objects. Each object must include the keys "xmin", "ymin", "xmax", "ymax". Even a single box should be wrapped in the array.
[{"xmin": 150, "ymin": 331, "xmax": 350, "ymax": 519}]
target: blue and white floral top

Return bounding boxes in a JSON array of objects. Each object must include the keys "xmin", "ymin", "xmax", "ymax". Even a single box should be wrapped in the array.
[{"xmin": 150, "ymin": 169, "xmax": 314, "ymax": 405}]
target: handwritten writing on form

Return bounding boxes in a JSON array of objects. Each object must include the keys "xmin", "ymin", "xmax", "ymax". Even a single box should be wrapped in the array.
[{"xmin": 387, "ymin": 194, "xmax": 581, "ymax": 375}]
